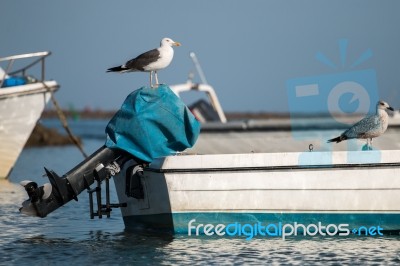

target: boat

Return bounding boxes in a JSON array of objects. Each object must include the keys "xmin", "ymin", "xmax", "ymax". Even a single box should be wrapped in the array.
[
  {"xmin": 18, "ymin": 54, "xmax": 400, "ymax": 238},
  {"xmin": 111, "ymin": 81, "xmax": 400, "ymax": 235},
  {"xmin": 105, "ymin": 82, "xmax": 398, "ymax": 235},
  {"xmin": 0, "ymin": 51, "xmax": 59, "ymax": 179},
  {"xmin": 114, "ymin": 149, "xmax": 400, "ymax": 235},
  {"xmin": 18, "ymin": 83, "xmax": 400, "ymax": 239}
]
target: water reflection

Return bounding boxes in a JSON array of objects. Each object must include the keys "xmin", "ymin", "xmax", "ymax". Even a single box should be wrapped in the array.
[{"xmin": 3, "ymin": 213, "xmax": 400, "ymax": 265}]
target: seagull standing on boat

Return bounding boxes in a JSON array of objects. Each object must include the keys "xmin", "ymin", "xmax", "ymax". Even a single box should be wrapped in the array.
[
  {"xmin": 107, "ymin": 38, "xmax": 181, "ymax": 88},
  {"xmin": 327, "ymin": 100, "xmax": 394, "ymax": 150}
]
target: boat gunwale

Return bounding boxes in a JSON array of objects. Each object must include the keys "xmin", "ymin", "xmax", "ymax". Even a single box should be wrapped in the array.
[
  {"xmin": 146, "ymin": 161, "xmax": 400, "ymax": 174},
  {"xmin": 0, "ymin": 81, "xmax": 59, "ymax": 99}
]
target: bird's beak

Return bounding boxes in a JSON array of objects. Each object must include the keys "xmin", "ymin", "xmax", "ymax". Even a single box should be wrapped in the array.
[
  {"xmin": 388, "ymin": 106, "xmax": 395, "ymax": 111},
  {"xmin": 174, "ymin": 42, "xmax": 181, "ymax": 47}
]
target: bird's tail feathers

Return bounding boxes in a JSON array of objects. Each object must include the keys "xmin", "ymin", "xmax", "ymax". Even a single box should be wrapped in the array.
[
  {"xmin": 327, "ymin": 135, "xmax": 346, "ymax": 143},
  {"xmin": 106, "ymin": 66, "xmax": 127, "ymax": 72}
]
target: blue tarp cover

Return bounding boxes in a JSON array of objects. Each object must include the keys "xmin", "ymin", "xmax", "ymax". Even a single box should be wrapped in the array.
[{"xmin": 105, "ymin": 85, "xmax": 201, "ymax": 162}]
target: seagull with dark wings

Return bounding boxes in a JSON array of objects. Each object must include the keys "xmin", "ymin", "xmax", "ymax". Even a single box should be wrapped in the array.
[{"xmin": 107, "ymin": 37, "xmax": 181, "ymax": 88}]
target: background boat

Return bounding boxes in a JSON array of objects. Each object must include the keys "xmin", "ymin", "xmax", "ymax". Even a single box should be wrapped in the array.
[{"xmin": 0, "ymin": 51, "xmax": 59, "ymax": 179}]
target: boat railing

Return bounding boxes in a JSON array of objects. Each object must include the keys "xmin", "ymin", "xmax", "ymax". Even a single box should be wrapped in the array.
[
  {"xmin": 170, "ymin": 81, "xmax": 227, "ymax": 123},
  {"xmin": 172, "ymin": 52, "xmax": 227, "ymax": 123},
  {"xmin": 0, "ymin": 51, "xmax": 52, "ymax": 88}
]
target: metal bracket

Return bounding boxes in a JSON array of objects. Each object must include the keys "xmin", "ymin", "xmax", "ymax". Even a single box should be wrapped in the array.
[{"xmin": 87, "ymin": 162, "xmax": 126, "ymax": 219}]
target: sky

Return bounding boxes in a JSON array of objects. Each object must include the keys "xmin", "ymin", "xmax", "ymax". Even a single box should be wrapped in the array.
[{"xmin": 1, "ymin": 0, "xmax": 400, "ymax": 113}]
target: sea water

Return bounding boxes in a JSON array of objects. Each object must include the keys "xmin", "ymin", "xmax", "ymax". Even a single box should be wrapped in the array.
[{"xmin": 1, "ymin": 128, "xmax": 400, "ymax": 265}]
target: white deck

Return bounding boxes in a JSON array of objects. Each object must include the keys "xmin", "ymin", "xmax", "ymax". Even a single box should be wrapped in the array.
[{"xmin": 152, "ymin": 150, "xmax": 400, "ymax": 169}]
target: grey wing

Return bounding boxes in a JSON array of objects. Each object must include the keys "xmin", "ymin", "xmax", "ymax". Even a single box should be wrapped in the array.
[
  {"xmin": 343, "ymin": 115, "xmax": 379, "ymax": 138},
  {"xmin": 125, "ymin": 49, "xmax": 160, "ymax": 71}
]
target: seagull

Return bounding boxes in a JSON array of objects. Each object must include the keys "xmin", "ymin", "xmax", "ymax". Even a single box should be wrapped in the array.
[
  {"xmin": 327, "ymin": 100, "xmax": 394, "ymax": 150},
  {"xmin": 107, "ymin": 37, "xmax": 181, "ymax": 88}
]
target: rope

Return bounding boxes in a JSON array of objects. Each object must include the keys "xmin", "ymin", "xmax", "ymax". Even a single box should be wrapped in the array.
[{"xmin": 42, "ymin": 82, "xmax": 88, "ymax": 158}]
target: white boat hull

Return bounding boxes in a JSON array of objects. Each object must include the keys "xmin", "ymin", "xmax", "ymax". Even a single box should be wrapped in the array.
[
  {"xmin": 114, "ymin": 150, "xmax": 400, "ymax": 233},
  {"xmin": 0, "ymin": 81, "xmax": 58, "ymax": 178}
]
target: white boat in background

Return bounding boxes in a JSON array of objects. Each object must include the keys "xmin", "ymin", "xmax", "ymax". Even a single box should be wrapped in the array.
[
  {"xmin": 171, "ymin": 81, "xmax": 227, "ymax": 124},
  {"xmin": 0, "ymin": 51, "xmax": 59, "ymax": 179},
  {"xmin": 391, "ymin": 110, "xmax": 400, "ymax": 126}
]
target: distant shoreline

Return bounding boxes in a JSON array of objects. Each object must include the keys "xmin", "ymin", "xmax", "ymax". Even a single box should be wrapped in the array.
[{"xmin": 41, "ymin": 109, "xmax": 365, "ymax": 121}]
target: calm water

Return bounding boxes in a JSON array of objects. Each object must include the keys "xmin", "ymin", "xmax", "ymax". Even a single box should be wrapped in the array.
[{"xmin": 2, "ymin": 125, "xmax": 400, "ymax": 265}]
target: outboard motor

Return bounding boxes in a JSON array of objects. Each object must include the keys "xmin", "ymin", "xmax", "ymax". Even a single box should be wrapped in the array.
[
  {"xmin": 19, "ymin": 85, "xmax": 201, "ymax": 218},
  {"xmin": 20, "ymin": 146, "xmax": 133, "ymax": 217}
]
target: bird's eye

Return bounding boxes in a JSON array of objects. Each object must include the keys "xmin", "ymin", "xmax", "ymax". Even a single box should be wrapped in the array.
[{"xmin": 380, "ymin": 102, "xmax": 384, "ymax": 105}]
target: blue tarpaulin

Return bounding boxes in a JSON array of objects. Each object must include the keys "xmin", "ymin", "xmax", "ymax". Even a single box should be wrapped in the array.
[
  {"xmin": 105, "ymin": 85, "xmax": 201, "ymax": 162},
  {"xmin": 1, "ymin": 76, "xmax": 27, "ymax": 87}
]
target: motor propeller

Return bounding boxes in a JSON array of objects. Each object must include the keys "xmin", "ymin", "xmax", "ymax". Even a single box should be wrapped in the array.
[{"xmin": 19, "ymin": 181, "xmax": 53, "ymax": 217}]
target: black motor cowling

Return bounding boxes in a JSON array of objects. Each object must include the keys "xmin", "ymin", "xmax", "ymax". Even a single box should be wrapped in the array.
[{"xmin": 20, "ymin": 146, "xmax": 133, "ymax": 218}]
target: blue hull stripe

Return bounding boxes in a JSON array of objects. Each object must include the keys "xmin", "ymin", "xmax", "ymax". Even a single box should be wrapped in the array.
[{"xmin": 123, "ymin": 212, "xmax": 400, "ymax": 234}]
